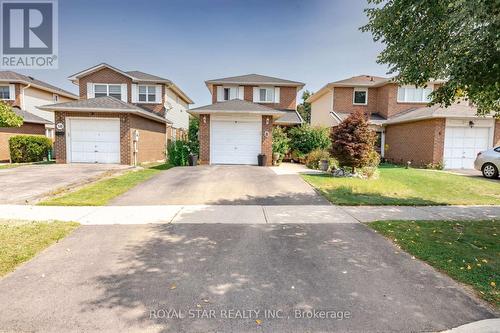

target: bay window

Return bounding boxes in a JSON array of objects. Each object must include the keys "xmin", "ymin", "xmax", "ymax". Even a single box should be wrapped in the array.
[{"xmin": 397, "ymin": 85, "xmax": 433, "ymax": 103}]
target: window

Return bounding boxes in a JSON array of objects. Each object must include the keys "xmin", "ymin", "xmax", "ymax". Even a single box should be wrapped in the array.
[
  {"xmin": 223, "ymin": 88, "xmax": 230, "ymax": 101},
  {"xmin": 0, "ymin": 86, "xmax": 10, "ymax": 99},
  {"xmin": 94, "ymin": 84, "xmax": 122, "ymax": 99},
  {"xmin": 353, "ymin": 88, "xmax": 367, "ymax": 105},
  {"xmin": 139, "ymin": 85, "xmax": 156, "ymax": 102},
  {"xmin": 259, "ymin": 88, "xmax": 274, "ymax": 102},
  {"xmin": 53, "ymin": 94, "xmax": 59, "ymax": 102},
  {"xmin": 397, "ymin": 85, "xmax": 432, "ymax": 103}
]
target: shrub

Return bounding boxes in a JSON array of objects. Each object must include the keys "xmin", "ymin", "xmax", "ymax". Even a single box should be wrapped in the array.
[
  {"xmin": 0, "ymin": 102, "xmax": 23, "ymax": 128},
  {"xmin": 331, "ymin": 111, "xmax": 379, "ymax": 171},
  {"xmin": 167, "ymin": 140, "xmax": 190, "ymax": 166},
  {"xmin": 9, "ymin": 135, "xmax": 52, "ymax": 163},
  {"xmin": 305, "ymin": 149, "xmax": 330, "ymax": 169},
  {"xmin": 272, "ymin": 126, "xmax": 290, "ymax": 162},
  {"xmin": 288, "ymin": 125, "xmax": 330, "ymax": 155},
  {"xmin": 188, "ymin": 117, "xmax": 199, "ymax": 155}
]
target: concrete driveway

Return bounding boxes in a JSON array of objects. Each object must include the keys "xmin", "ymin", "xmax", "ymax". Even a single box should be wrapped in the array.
[
  {"xmin": 0, "ymin": 163, "xmax": 128, "ymax": 204},
  {"xmin": 0, "ymin": 223, "xmax": 495, "ymax": 332},
  {"xmin": 111, "ymin": 165, "xmax": 329, "ymax": 205}
]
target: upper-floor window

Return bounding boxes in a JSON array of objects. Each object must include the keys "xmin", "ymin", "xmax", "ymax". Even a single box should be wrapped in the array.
[
  {"xmin": 94, "ymin": 84, "xmax": 122, "ymax": 99},
  {"xmin": 223, "ymin": 88, "xmax": 230, "ymax": 101},
  {"xmin": 138, "ymin": 85, "xmax": 156, "ymax": 102},
  {"xmin": 53, "ymin": 94, "xmax": 59, "ymax": 102},
  {"xmin": 397, "ymin": 85, "xmax": 432, "ymax": 103},
  {"xmin": 0, "ymin": 86, "xmax": 10, "ymax": 99},
  {"xmin": 353, "ymin": 88, "xmax": 368, "ymax": 105},
  {"xmin": 259, "ymin": 88, "xmax": 274, "ymax": 103}
]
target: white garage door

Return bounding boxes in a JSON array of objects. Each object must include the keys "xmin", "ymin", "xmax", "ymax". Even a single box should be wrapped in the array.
[
  {"xmin": 68, "ymin": 118, "xmax": 120, "ymax": 164},
  {"xmin": 444, "ymin": 126, "xmax": 490, "ymax": 169},
  {"xmin": 211, "ymin": 117, "xmax": 261, "ymax": 165}
]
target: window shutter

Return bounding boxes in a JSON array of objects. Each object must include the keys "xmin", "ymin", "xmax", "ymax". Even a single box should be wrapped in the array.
[
  {"xmin": 274, "ymin": 87, "xmax": 280, "ymax": 103},
  {"xmin": 155, "ymin": 85, "xmax": 162, "ymax": 103},
  {"xmin": 238, "ymin": 86, "xmax": 244, "ymax": 100},
  {"xmin": 229, "ymin": 87, "xmax": 237, "ymax": 100},
  {"xmin": 216, "ymin": 86, "xmax": 223, "ymax": 102},
  {"xmin": 131, "ymin": 84, "xmax": 137, "ymax": 103},
  {"xmin": 253, "ymin": 87, "xmax": 259, "ymax": 102},
  {"xmin": 87, "ymin": 83, "xmax": 94, "ymax": 99},
  {"xmin": 121, "ymin": 84, "xmax": 128, "ymax": 102},
  {"xmin": 8, "ymin": 84, "xmax": 15, "ymax": 100}
]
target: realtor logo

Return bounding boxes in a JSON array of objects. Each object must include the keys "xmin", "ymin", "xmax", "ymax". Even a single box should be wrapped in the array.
[{"xmin": 1, "ymin": 0, "xmax": 58, "ymax": 68}]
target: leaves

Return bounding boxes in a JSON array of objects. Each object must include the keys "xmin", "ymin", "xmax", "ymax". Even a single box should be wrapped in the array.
[{"xmin": 0, "ymin": 102, "xmax": 23, "ymax": 128}]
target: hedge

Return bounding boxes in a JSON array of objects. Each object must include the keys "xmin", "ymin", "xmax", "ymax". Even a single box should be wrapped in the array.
[
  {"xmin": 167, "ymin": 140, "xmax": 190, "ymax": 166},
  {"xmin": 8, "ymin": 135, "xmax": 52, "ymax": 163}
]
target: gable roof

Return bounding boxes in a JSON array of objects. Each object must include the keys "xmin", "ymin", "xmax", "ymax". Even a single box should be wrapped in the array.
[
  {"xmin": 12, "ymin": 107, "xmax": 51, "ymax": 124},
  {"xmin": 38, "ymin": 96, "xmax": 171, "ymax": 124},
  {"xmin": 205, "ymin": 74, "xmax": 305, "ymax": 90},
  {"xmin": 0, "ymin": 71, "xmax": 78, "ymax": 99},
  {"xmin": 68, "ymin": 63, "xmax": 193, "ymax": 104},
  {"xmin": 188, "ymin": 99, "xmax": 285, "ymax": 117}
]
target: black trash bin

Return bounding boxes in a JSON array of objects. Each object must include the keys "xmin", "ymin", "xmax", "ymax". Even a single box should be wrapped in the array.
[
  {"xmin": 257, "ymin": 154, "xmax": 267, "ymax": 166},
  {"xmin": 188, "ymin": 153, "xmax": 198, "ymax": 166}
]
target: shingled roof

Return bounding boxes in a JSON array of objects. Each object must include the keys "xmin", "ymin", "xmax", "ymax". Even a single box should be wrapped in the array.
[
  {"xmin": 0, "ymin": 71, "xmax": 77, "ymax": 99},
  {"xmin": 188, "ymin": 99, "xmax": 285, "ymax": 116},
  {"xmin": 206, "ymin": 74, "xmax": 304, "ymax": 87},
  {"xmin": 12, "ymin": 107, "xmax": 51, "ymax": 124}
]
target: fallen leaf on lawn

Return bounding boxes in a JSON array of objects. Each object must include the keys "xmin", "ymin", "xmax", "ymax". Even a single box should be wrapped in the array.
[
  {"xmin": 481, "ymin": 259, "xmax": 488, "ymax": 263},
  {"xmin": 467, "ymin": 265, "xmax": 472, "ymax": 270},
  {"xmin": 255, "ymin": 319, "xmax": 262, "ymax": 325},
  {"xmin": 491, "ymin": 282, "xmax": 496, "ymax": 287}
]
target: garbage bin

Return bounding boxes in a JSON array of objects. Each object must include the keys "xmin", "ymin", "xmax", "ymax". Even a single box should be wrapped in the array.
[
  {"xmin": 257, "ymin": 154, "xmax": 267, "ymax": 166},
  {"xmin": 188, "ymin": 154, "xmax": 198, "ymax": 166}
]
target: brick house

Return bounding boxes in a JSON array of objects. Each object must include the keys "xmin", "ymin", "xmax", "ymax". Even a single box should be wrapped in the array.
[
  {"xmin": 0, "ymin": 71, "xmax": 78, "ymax": 162},
  {"xmin": 39, "ymin": 63, "xmax": 193, "ymax": 165},
  {"xmin": 309, "ymin": 75, "xmax": 500, "ymax": 169},
  {"xmin": 189, "ymin": 74, "xmax": 304, "ymax": 165}
]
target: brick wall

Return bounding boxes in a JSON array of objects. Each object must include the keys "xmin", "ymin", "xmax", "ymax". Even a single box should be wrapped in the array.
[
  {"xmin": 129, "ymin": 115, "xmax": 167, "ymax": 164},
  {"xmin": 79, "ymin": 68, "xmax": 133, "ymax": 102},
  {"xmin": 198, "ymin": 114, "xmax": 210, "ymax": 164},
  {"xmin": 135, "ymin": 84, "xmax": 165, "ymax": 115},
  {"xmin": 53, "ymin": 111, "xmax": 131, "ymax": 165},
  {"xmin": 0, "ymin": 123, "xmax": 45, "ymax": 161},
  {"xmin": 2, "ymin": 83, "xmax": 23, "ymax": 108},
  {"xmin": 384, "ymin": 118, "xmax": 445, "ymax": 167},
  {"xmin": 494, "ymin": 119, "xmax": 500, "ymax": 147},
  {"xmin": 377, "ymin": 83, "xmax": 431, "ymax": 119},
  {"xmin": 261, "ymin": 115, "xmax": 273, "ymax": 166},
  {"xmin": 212, "ymin": 85, "xmax": 297, "ymax": 110},
  {"xmin": 333, "ymin": 87, "xmax": 378, "ymax": 115}
]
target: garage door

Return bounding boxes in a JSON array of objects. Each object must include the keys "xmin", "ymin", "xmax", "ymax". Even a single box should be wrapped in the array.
[
  {"xmin": 68, "ymin": 118, "xmax": 120, "ymax": 164},
  {"xmin": 444, "ymin": 126, "xmax": 490, "ymax": 169},
  {"xmin": 211, "ymin": 117, "xmax": 261, "ymax": 165}
]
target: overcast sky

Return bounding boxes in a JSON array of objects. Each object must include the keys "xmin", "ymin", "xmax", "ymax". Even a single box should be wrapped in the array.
[{"xmin": 16, "ymin": 0, "xmax": 388, "ymax": 106}]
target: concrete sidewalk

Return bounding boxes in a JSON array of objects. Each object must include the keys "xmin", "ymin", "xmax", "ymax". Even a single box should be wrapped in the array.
[{"xmin": 0, "ymin": 204, "xmax": 499, "ymax": 225}]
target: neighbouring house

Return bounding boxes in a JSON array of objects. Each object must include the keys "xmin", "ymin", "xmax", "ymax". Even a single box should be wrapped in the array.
[
  {"xmin": 188, "ymin": 74, "xmax": 305, "ymax": 165},
  {"xmin": 308, "ymin": 75, "xmax": 500, "ymax": 169},
  {"xmin": 38, "ymin": 63, "xmax": 193, "ymax": 165},
  {"xmin": 0, "ymin": 71, "xmax": 78, "ymax": 162}
]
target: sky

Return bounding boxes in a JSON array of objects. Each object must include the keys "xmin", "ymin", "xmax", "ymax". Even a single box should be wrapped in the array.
[{"xmin": 16, "ymin": 0, "xmax": 388, "ymax": 106}]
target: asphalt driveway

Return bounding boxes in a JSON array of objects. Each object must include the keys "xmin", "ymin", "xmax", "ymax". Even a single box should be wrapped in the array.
[
  {"xmin": 111, "ymin": 165, "xmax": 329, "ymax": 205},
  {"xmin": 0, "ymin": 163, "xmax": 128, "ymax": 204},
  {"xmin": 0, "ymin": 223, "xmax": 495, "ymax": 332}
]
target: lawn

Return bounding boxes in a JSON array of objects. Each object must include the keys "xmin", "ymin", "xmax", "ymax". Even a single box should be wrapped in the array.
[
  {"xmin": 302, "ymin": 164, "xmax": 500, "ymax": 205},
  {"xmin": 369, "ymin": 219, "xmax": 499, "ymax": 307},
  {"xmin": 38, "ymin": 163, "xmax": 172, "ymax": 206},
  {"xmin": 0, "ymin": 220, "xmax": 79, "ymax": 277}
]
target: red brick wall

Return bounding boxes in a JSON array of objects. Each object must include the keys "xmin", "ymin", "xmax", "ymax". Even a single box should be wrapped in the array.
[
  {"xmin": 2, "ymin": 83, "xmax": 23, "ymax": 108},
  {"xmin": 494, "ymin": 119, "xmax": 500, "ymax": 147},
  {"xmin": 199, "ymin": 114, "xmax": 210, "ymax": 165},
  {"xmin": 261, "ymin": 115, "xmax": 273, "ymax": 166},
  {"xmin": 0, "ymin": 123, "xmax": 45, "ymax": 161},
  {"xmin": 384, "ymin": 119, "xmax": 445, "ymax": 167},
  {"xmin": 333, "ymin": 87, "xmax": 378, "ymax": 115},
  {"xmin": 212, "ymin": 85, "xmax": 297, "ymax": 110},
  {"xmin": 135, "ymin": 84, "xmax": 165, "ymax": 115},
  {"xmin": 377, "ymin": 83, "xmax": 431, "ymax": 119},
  {"xmin": 79, "ymin": 68, "xmax": 132, "ymax": 102},
  {"xmin": 129, "ymin": 115, "xmax": 167, "ymax": 164}
]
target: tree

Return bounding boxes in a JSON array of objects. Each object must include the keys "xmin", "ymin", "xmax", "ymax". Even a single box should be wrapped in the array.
[
  {"xmin": 0, "ymin": 102, "xmax": 22, "ymax": 128},
  {"xmin": 296, "ymin": 90, "xmax": 313, "ymax": 123},
  {"xmin": 362, "ymin": 0, "xmax": 500, "ymax": 117},
  {"xmin": 331, "ymin": 111, "xmax": 377, "ymax": 171}
]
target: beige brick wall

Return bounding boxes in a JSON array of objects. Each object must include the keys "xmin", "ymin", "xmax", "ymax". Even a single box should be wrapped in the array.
[
  {"xmin": 261, "ymin": 115, "xmax": 273, "ymax": 166},
  {"xmin": 198, "ymin": 114, "xmax": 210, "ymax": 165},
  {"xmin": 129, "ymin": 115, "xmax": 167, "ymax": 164},
  {"xmin": 384, "ymin": 119, "xmax": 445, "ymax": 167},
  {"xmin": 0, "ymin": 123, "xmax": 46, "ymax": 161}
]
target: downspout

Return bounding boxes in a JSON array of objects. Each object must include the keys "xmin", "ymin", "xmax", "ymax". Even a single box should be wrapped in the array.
[{"xmin": 20, "ymin": 83, "xmax": 31, "ymax": 109}]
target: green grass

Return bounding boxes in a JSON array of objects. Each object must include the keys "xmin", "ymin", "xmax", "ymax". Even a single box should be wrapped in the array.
[
  {"xmin": 369, "ymin": 219, "xmax": 499, "ymax": 307},
  {"xmin": 0, "ymin": 220, "xmax": 79, "ymax": 277},
  {"xmin": 38, "ymin": 163, "xmax": 172, "ymax": 206},
  {"xmin": 302, "ymin": 164, "xmax": 500, "ymax": 205}
]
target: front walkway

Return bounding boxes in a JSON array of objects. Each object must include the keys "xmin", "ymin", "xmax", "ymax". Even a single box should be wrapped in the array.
[{"xmin": 1, "ymin": 204, "xmax": 499, "ymax": 224}]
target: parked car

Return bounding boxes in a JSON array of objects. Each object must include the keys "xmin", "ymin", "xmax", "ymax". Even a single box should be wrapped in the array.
[{"xmin": 474, "ymin": 147, "xmax": 500, "ymax": 179}]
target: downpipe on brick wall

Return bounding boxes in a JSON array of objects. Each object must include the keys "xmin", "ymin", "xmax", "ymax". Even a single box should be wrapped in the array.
[{"xmin": 133, "ymin": 129, "xmax": 140, "ymax": 167}]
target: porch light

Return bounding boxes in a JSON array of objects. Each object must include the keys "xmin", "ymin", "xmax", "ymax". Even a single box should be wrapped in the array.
[
  {"xmin": 266, "ymin": 117, "xmax": 270, "ymax": 125},
  {"xmin": 469, "ymin": 120, "xmax": 474, "ymax": 128}
]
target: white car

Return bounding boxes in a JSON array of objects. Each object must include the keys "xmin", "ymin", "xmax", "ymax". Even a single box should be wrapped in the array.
[{"xmin": 474, "ymin": 147, "xmax": 500, "ymax": 179}]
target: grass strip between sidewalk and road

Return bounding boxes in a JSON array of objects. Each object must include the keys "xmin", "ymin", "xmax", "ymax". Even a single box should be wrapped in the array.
[
  {"xmin": 38, "ymin": 163, "xmax": 172, "ymax": 206},
  {"xmin": 0, "ymin": 220, "xmax": 79, "ymax": 277},
  {"xmin": 368, "ymin": 219, "xmax": 499, "ymax": 308},
  {"xmin": 302, "ymin": 164, "xmax": 500, "ymax": 205}
]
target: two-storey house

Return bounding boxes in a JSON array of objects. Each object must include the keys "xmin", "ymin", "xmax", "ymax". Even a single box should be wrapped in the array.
[
  {"xmin": 39, "ymin": 63, "xmax": 193, "ymax": 165},
  {"xmin": 188, "ymin": 74, "xmax": 304, "ymax": 165},
  {"xmin": 309, "ymin": 75, "xmax": 500, "ymax": 169},
  {"xmin": 0, "ymin": 71, "xmax": 78, "ymax": 162}
]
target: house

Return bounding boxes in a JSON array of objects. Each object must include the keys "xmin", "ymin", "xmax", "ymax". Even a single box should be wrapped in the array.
[
  {"xmin": 39, "ymin": 63, "xmax": 193, "ymax": 165},
  {"xmin": 308, "ymin": 75, "xmax": 500, "ymax": 169},
  {"xmin": 188, "ymin": 74, "xmax": 304, "ymax": 165},
  {"xmin": 0, "ymin": 71, "xmax": 78, "ymax": 162}
]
